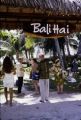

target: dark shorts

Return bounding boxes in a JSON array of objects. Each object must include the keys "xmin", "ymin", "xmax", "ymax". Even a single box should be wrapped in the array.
[{"xmin": 32, "ymin": 72, "xmax": 40, "ymax": 80}]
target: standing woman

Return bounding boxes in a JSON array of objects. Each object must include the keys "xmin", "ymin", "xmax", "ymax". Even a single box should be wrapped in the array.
[
  {"xmin": 29, "ymin": 59, "xmax": 40, "ymax": 95},
  {"xmin": 53, "ymin": 59, "xmax": 65, "ymax": 94},
  {"xmin": 2, "ymin": 56, "xmax": 15, "ymax": 106}
]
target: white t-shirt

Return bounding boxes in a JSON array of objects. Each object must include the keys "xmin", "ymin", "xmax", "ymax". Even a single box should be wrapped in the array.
[{"xmin": 16, "ymin": 62, "xmax": 24, "ymax": 77}]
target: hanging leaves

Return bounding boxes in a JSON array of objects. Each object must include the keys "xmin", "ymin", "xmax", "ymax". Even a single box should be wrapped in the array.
[{"xmin": 25, "ymin": 36, "xmax": 35, "ymax": 49}]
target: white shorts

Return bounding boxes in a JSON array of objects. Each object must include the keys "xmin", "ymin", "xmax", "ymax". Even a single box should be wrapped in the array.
[{"xmin": 3, "ymin": 73, "xmax": 14, "ymax": 88}]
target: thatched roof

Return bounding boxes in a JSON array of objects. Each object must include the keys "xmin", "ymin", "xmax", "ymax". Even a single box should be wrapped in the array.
[
  {"xmin": 1, "ymin": 0, "xmax": 81, "ymax": 15},
  {"xmin": 0, "ymin": 0, "xmax": 81, "ymax": 37}
]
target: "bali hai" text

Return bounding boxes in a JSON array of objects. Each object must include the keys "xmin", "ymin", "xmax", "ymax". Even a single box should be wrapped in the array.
[{"xmin": 31, "ymin": 23, "xmax": 69, "ymax": 35}]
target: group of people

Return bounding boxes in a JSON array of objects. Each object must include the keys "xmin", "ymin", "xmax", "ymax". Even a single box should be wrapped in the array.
[{"xmin": 1, "ymin": 53, "xmax": 67, "ymax": 106}]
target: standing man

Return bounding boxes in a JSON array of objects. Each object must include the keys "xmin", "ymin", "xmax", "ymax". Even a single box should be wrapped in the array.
[
  {"xmin": 16, "ymin": 57, "xmax": 24, "ymax": 95},
  {"xmin": 39, "ymin": 53, "xmax": 49, "ymax": 102}
]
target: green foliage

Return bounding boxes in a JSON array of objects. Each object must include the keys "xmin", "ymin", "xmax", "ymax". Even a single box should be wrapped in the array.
[
  {"xmin": 10, "ymin": 34, "xmax": 18, "ymax": 45},
  {"xmin": 0, "ymin": 30, "xmax": 19, "ymax": 46},
  {"xmin": 0, "ymin": 30, "xmax": 18, "ymax": 57},
  {"xmin": 25, "ymin": 36, "xmax": 35, "ymax": 49},
  {"xmin": 0, "ymin": 30, "xmax": 9, "ymax": 40},
  {"xmin": 0, "ymin": 50, "xmax": 6, "ymax": 57}
]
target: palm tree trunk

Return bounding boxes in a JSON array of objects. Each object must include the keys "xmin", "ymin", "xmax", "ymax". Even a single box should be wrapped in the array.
[
  {"xmin": 77, "ymin": 35, "xmax": 81, "ymax": 56},
  {"xmin": 16, "ymin": 50, "xmax": 19, "ymax": 60},
  {"xmin": 65, "ymin": 36, "xmax": 71, "ymax": 56},
  {"xmin": 54, "ymin": 38, "xmax": 64, "ymax": 70}
]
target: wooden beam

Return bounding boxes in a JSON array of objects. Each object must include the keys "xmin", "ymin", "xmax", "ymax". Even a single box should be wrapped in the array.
[{"xmin": 0, "ymin": 12, "xmax": 81, "ymax": 21}]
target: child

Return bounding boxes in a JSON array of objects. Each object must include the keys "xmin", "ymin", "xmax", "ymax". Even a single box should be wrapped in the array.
[{"xmin": 2, "ymin": 56, "xmax": 15, "ymax": 106}]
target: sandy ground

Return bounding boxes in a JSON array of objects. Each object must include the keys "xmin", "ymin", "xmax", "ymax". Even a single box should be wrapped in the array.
[{"xmin": 0, "ymin": 88, "xmax": 81, "ymax": 120}]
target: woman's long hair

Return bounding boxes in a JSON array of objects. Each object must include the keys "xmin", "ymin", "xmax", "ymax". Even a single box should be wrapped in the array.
[{"xmin": 3, "ymin": 56, "xmax": 14, "ymax": 73}]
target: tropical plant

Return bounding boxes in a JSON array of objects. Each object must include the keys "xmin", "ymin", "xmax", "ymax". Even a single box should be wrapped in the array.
[{"xmin": 24, "ymin": 36, "xmax": 35, "ymax": 59}]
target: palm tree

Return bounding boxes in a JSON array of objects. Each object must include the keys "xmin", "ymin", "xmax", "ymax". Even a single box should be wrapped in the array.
[
  {"xmin": 0, "ymin": 30, "xmax": 20, "ymax": 59},
  {"xmin": 25, "ymin": 36, "xmax": 35, "ymax": 59}
]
